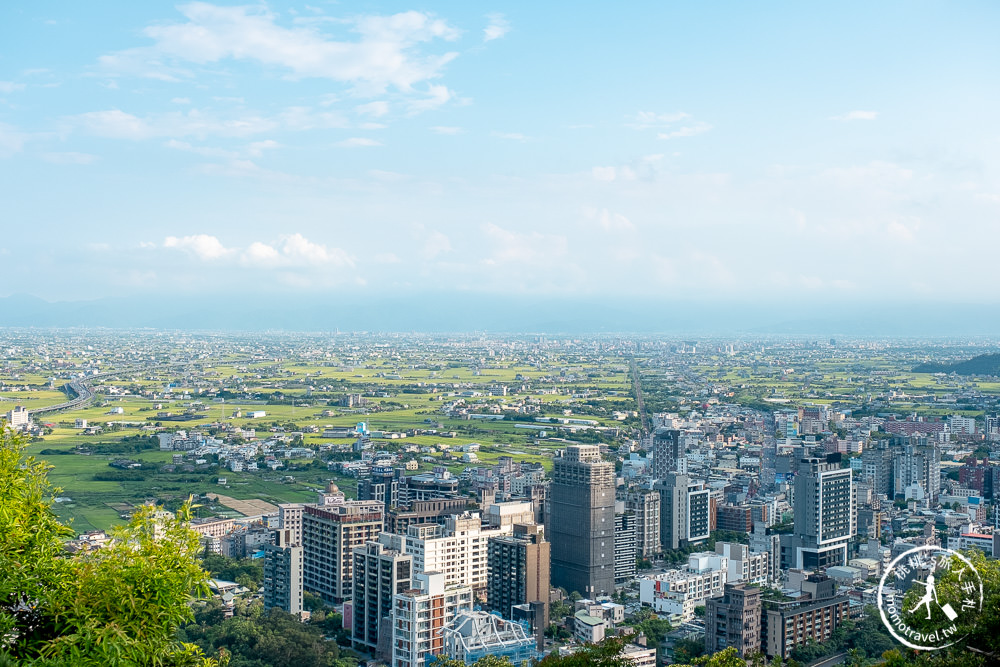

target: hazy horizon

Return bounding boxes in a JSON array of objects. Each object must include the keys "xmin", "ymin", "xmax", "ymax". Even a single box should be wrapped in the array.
[{"xmin": 4, "ymin": 292, "xmax": 1000, "ymax": 336}]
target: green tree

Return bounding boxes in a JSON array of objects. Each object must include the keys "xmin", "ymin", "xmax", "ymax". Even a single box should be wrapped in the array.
[
  {"xmin": 535, "ymin": 633, "xmax": 634, "ymax": 667},
  {"xmin": 673, "ymin": 637, "xmax": 706, "ymax": 663},
  {"xmin": 0, "ymin": 427, "xmax": 221, "ymax": 666}
]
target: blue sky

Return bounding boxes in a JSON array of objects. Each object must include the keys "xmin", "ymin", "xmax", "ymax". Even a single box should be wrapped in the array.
[{"xmin": 1, "ymin": 1, "xmax": 998, "ymax": 304}]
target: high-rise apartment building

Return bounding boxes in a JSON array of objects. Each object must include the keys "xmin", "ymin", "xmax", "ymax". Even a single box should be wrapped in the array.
[
  {"xmin": 650, "ymin": 427, "xmax": 681, "ymax": 480},
  {"xmin": 892, "ymin": 435, "xmax": 940, "ymax": 503},
  {"xmin": 625, "ymin": 489, "xmax": 661, "ymax": 557},
  {"xmin": 705, "ymin": 583, "xmax": 761, "ymax": 658},
  {"xmin": 861, "ymin": 440, "xmax": 893, "ymax": 496},
  {"xmin": 302, "ymin": 485, "xmax": 384, "ymax": 603},
  {"xmin": 780, "ymin": 455, "xmax": 852, "ymax": 570},
  {"xmin": 385, "ymin": 498, "xmax": 469, "ymax": 535},
  {"xmin": 278, "ymin": 502, "xmax": 304, "ymax": 545},
  {"xmin": 351, "ymin": 540, "xmax": 413, "ymax": 657},
  {"xmin": 614, "ymin": 508, "xmax": 637, "ymax": 586},
  {"xmin": 748, "ymin": 522, "xmax": 781, "ymax": 584},
  {"xmin": 380, "ymin": 512, "xmax": 511, "ymax": 599},
  {"xmin": 655, "ymin": 473, "xmax": 711, "ymax": 551},
  {"xmin": 262, "ymin": 528, "xmax": 303, "ymax": 615},
  {"xmin": 716, "ymin": 504, "xmax": 753, "ymax": 533},
  {"xmin": 358, "ymin": 465, "xmax": 400, "ymax": 513},
  {"xmin": 487, "ymin": 523, "xmax": 550, "ymax": 625},
  {"xmin": 762, "ymin": 575, "xmax": 849, "ymax": 659},
  {"xmin": 391, "ymin": 572, "xmax": 473, "ymax": 667},
  {"xmin": 548, "ymin": 445, "xmax": 616, "ymax": 597}
]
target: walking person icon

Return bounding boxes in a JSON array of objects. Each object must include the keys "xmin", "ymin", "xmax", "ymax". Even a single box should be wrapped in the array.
[{"xmin": 908, "ymin": 573, "xmax": 940, "ymax": 620}]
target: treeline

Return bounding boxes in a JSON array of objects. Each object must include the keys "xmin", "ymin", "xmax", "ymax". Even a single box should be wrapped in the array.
[
  {"xmin": 201, "ymin": 555, "xmax": 264, "ymax": 590},
  {"xmin": 180, "ymin": 603, "xmax": 354, "ymax": 667}
]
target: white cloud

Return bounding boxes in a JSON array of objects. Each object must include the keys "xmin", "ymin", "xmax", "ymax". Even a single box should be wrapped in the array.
[
  {"xmin": 0, "ymin": 81, "xmax": 26, "ymax": 93},
  {"xmin": 41, "ymin": 152, "xmax": 98, "ymax": 165},
  {"xmin": 430, "ymin": 125, "xmax": 464, "ymax": 135},
  {"xmin": 407, "ymin": 84, "xmax": 453, "ymax": 113},
  {"xmin": 831, "ymin": 110, "xmax": 879, "ymax": 121},
  {"xmin": 886, "ymin": 217, "xmax": 919, "ymax": 241},
  {"xmin": 71, "ymin": 106, "xmax": 348, "ymax": 140},
  {"xmin": 823, "ymin": 161, "xmax": 913, "ymax": 188},
  {"xmin": 171, "ymin": 97, "xmax": 191, "ymax": 104},
  {"xmin": 482, "ymin": 223, "xmax": 567, "ymax": 265},
  {"xmin": 164, "ymin": 139, "xmax": 237, "ymax": 159},
  {"xmin": 583, "ymin": 206, "xmax": 635, "ymax": 232},
  {"xmin": 99, "ymin": 3, "xmax": 461, "ymax": 98},
  {"xmin": 283, "ymin": 232, "xmax": 352, "ymax": 265},
  {"xmin": 73, "ymin": 108, "xmax": 277, "ymax": 139},
  {"xmin": 658, "ymin": 122, "xmax": 712, "ymax": 140},
  {"xmin": 242, "ymin": 233, "xmax": 355, "ymax": 268},
  {"xmin": 163, "ymin": 232, "xmax": 354, "ymax": 270},
  {"xmin": 421, "ymin": 230, "xmax": 452, "ymax": 259},
  {"xmin": 369, "ymin": 169, "xmax": 410, "ymax": 181},
  {"xmin": 356, "ymin": 101, "xmax": 389, "ymax": 117},
  {"xmin": 592, "ymin": 166, "xmax": 616, "ymax": 181},
  {"xmin": 337, "ymin": 137, "xmax": 382, "ymax": 147},
  {"xmin": 0, "ymin": 123, "xmax": 27, "ymax": 157},
  {"xmin": 163, "ymin": 234, "xmax": 232, "ymax": 260},
  {"xmin": 483, "ymin": 13, "xmax": 510, "ymax": 42},
  {"xmin": 243, "ymin": 241, "xmax": 280, "ymax": 264},
  {"xmin": 591, "ymin": 165, "xmax": 636, "ymax": 181},
  {"xmin": 276, "ymin": 106, "xmax": 348, "ymax": 130},
  {"xmin": 627, "ymin": 111, "xmax": 690, "ymax": 129},
  {"xmin": 247, "ymin": 140, "xmax": 280, "ymax": 157}
]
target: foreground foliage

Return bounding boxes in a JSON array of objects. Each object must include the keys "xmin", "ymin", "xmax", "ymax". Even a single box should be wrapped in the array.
[{"xmin": 0, "ymin": 427, "xmax": 221, "ymax": 666}]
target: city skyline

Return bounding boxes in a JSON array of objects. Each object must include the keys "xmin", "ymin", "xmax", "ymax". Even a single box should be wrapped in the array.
[{"xmin": 1, "ymin": 1, "xmax": 999, "ymax": 308}]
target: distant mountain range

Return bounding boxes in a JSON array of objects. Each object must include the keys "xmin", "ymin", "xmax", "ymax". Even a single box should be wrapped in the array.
[
  {"xmin": 913, "ymin": 353, "xmax": 1000, "ymax": 375},
  {"xmin": 3, "ymin": 293, "xmax": 1000, "ymax": 335}
]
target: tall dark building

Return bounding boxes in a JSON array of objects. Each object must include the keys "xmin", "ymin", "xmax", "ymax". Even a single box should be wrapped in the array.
[
  {"xmin": 487, "ymin": 523, "xmax": 550, "ymax": 626},
  {"xmin": 549, "ymin": 445, "xmax": 615, "ymax": 597},
  {"xmin": 614, "ymin": 508, "xmax": 637, "ymax": 586},
  {"xmin": 357, "ymin": 465, "xmax": 399, "ymax": 512},
  {"xmin": 350, "ymin": 540, "xmax": 412, "ymax": 658},
  {"xmin": 262, "ymin": 528, "xmax": 303, "ymax": 615},
  {"xmin": 705, "ymin": 584, "xmax": 761, "ymax": 658},
  {"xmin": 861, "ymin": 440, "xmax": 893, "ymax": 496},
  {"xmin": 651, "ymin": 427, "xmax": 681, "ymax": 480}
]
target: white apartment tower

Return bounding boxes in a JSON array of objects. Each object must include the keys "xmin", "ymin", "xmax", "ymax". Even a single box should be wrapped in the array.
[{"xmin": 391, "ymin": 572, "xmax": 473, "ymax": 667}]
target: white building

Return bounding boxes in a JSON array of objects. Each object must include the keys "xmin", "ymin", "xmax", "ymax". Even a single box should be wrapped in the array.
[
  {"xmin": 5, "ymin": 405, "xmax": 30, "ymax": 430},
  {"xmin": 948, "ymin": 415, "xmax": 977, "ymax": 436},
  {"xmin": 949, "ymin": 532, "xmax": 994, "ymax": 554},
  {"xmin": 379, "ymin": 512, "xmax": 513, "ymax": 598},
  {"xmin": 392, "ymin": 572, "xmax": 473, "ymax": 667},
  {"xmin": 622, "ymin": 643, "xmax": 657, "ymax": 667},
  {"xmin": 716, "ymin": 542, "xmax": 771, "ymax": 586},
  {"xmin": 638, "ymin": 553, "xmax": 728, "ymax": 622},
  {"xmin": 573, "ymin": 609, "xmax": 609, "ymax": 644}
]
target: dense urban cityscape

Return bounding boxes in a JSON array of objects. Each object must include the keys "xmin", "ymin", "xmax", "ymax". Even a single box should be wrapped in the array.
[{"xmin": 4, "ymin": 331, "xmax": 1000, "ymax": 665}]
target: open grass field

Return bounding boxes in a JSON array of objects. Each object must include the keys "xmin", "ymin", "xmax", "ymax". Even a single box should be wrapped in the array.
[{"xmin": 6, "ymin": 337, "xmax": 638, "ymax": 532}]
